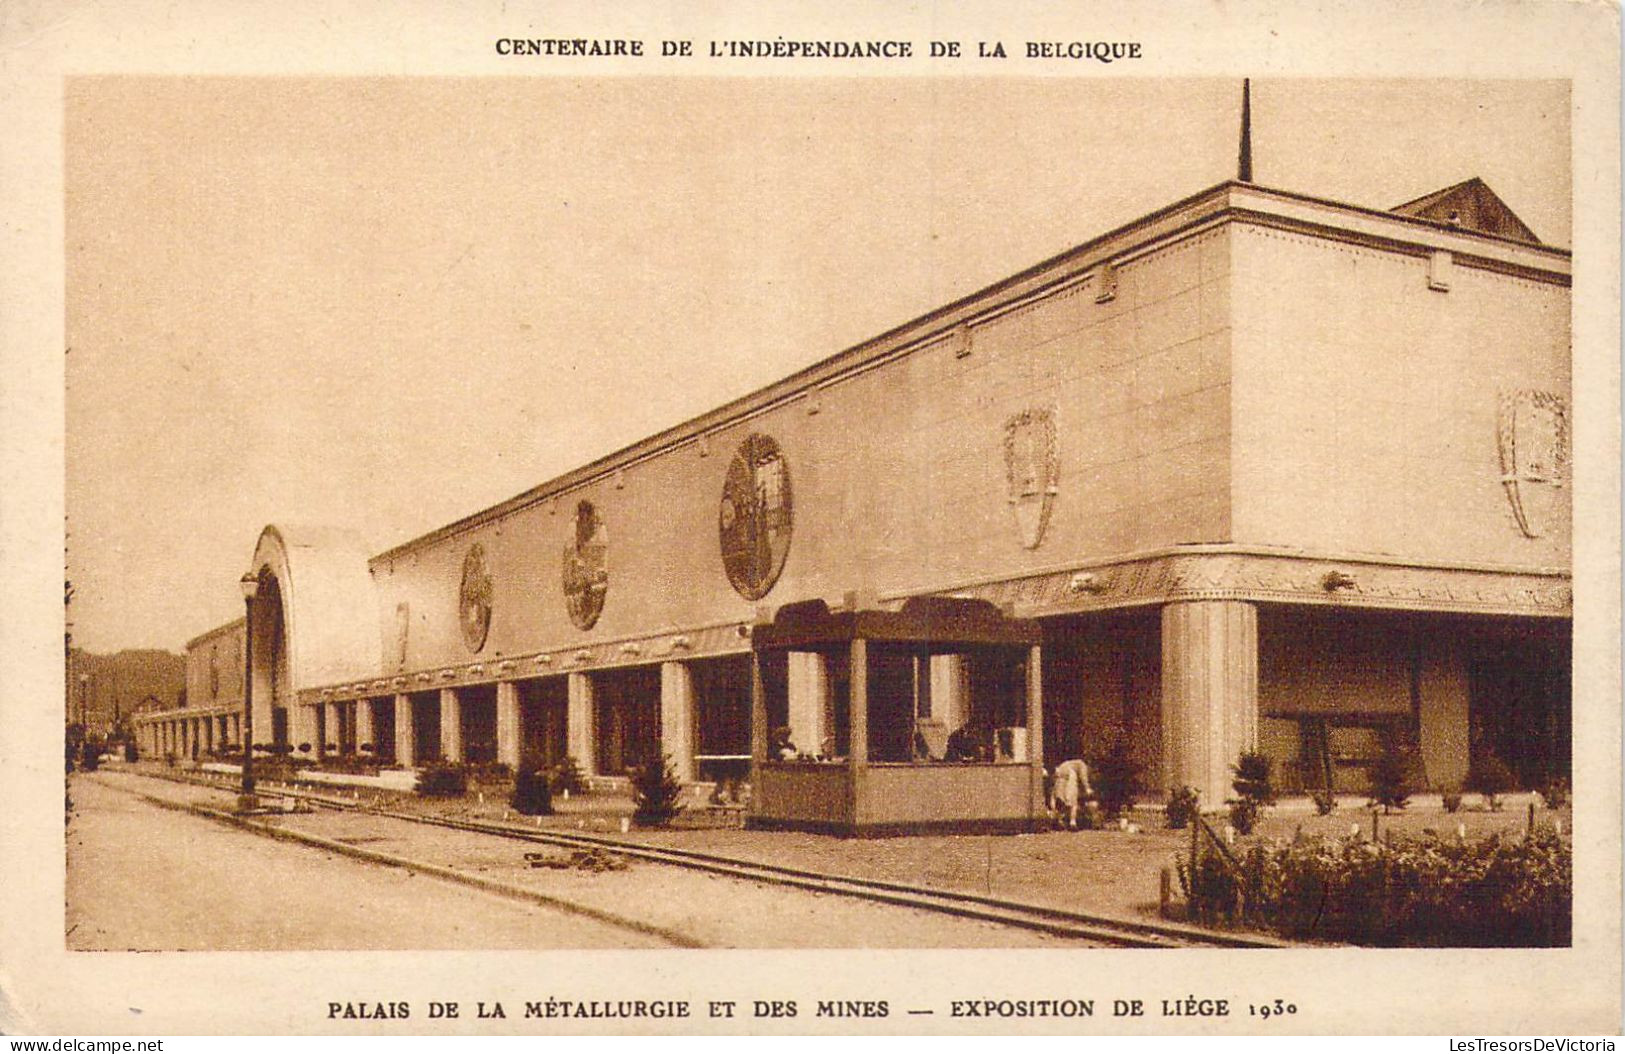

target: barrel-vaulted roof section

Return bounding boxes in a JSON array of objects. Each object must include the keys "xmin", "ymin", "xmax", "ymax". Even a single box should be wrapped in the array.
[
  {"xmin": 251, "ymin": 524, "xmax": 379, "ymax": 688},
  {"xmin": 370, "ymin": 179, "xmax": 1571, "ymax": 567}
]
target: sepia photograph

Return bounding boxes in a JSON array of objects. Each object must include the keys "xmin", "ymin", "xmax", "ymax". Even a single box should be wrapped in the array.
[
  {"xmin": 63, "ymin": 74, "xmax": 1575, "ymax": 954},
  {"xmin": 4, "ymin": 0, "xmax": 1620, "ymax": 1038}
]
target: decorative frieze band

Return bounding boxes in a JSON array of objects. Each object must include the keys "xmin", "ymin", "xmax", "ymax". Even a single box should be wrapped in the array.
[
  {"xmin": 300, "ymin": 619, "xmax": 754, "ymax": 704},
  {"xmin": 946, "ymin": 551, "xmax": 1571, "ymax": 620}
]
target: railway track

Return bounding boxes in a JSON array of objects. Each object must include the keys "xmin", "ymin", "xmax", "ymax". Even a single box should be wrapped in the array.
[{"xmin": 125, "ymin": 767, "xmax": 1285, "ymax": 949}]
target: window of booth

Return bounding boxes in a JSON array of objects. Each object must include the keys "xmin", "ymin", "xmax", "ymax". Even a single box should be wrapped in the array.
[{"xmin": 759, "ymin": 648, "xmax": 850, "ymax": 762}]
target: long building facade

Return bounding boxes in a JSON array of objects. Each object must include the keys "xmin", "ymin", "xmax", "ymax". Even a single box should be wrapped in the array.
[{"xmin": 137, "ymin": 177, "xmax": 1572, "ymax": 821}]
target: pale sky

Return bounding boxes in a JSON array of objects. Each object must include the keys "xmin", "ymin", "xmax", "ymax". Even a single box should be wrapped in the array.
[{"xmin": 64, "ymin": 77, "xmax": 1571, "ymax": 653}]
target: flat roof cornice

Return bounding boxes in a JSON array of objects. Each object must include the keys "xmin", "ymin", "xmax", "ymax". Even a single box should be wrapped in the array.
[
  {"xmin": 371, "ymin": 181, "xmax": 1570, "ymax": 565},
  {"xmin": 184, "ymin": 616, "xmax": 246, "ymax": 651}
]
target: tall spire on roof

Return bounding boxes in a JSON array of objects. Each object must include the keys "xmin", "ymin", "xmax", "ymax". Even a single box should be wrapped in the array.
[{"xmin": 1238, "ymin": 78, "xmax": 1254, "ymax": 183}]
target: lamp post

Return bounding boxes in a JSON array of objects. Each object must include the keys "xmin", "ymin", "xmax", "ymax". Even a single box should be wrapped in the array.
[{"xmin": 239, "ymin": 571, "xmax": 258, "ymax": 803}]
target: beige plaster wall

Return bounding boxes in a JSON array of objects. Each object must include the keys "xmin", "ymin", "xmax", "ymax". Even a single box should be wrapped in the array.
[
  {"xmin": 1229, "ymin": 225, "xmax": 1571, "ymax": 568},
  {"xmin": 368, "ymin": 227, "xmax": 1233, "ymax": 679},
  {"xmin": 185, "ymin": 621, "xmax": 243, "ymax": 710}
]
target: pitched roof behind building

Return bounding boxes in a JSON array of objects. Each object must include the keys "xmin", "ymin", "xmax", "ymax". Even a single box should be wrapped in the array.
[{"xmin": 1391, "ymin": 177, "xmax": 1541, "ymax": 245}]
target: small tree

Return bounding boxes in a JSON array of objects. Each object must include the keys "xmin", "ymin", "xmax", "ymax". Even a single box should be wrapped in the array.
[
  {"xmin": 1466, "ymin": 748, "xmax": 1516, "ymax": 811},
  {"xmin": 631, "ymin": 753, "xmax": 685, "ymax": 827},
  {"xmin": 1367, "ymin": 729, "xmax": 1413, "ymax": 814},
  {"xmin": 1090, "ymin": 732, "xmax": 1144, "ymax": 821}
]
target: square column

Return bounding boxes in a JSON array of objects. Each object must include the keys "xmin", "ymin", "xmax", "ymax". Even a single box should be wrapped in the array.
[
  {"xmin": 292, "ymin": 702, "xmax": 319, "ymax": 755},
  {"xmin": 355, "ymin": 699, "xmax": 375, "ymax": 754},
  {"xmin": 660, "ymin": 661, "xmax": 695, "ymax": 783},
  {"xmin": 1026, "ymin": 645, "xmax": 1046, "ymax": 819},
  {"xmin": 439, "ymin": 688, "xmax": 463, "ymax": 763},
  {"xmin": 785, "ymin": 652, "xmax": 828, "ymax": 758},
  {"xmin": 394, "ymin": 694, "xmax": 415, "ymax": 768},
  {"xmin": 567, "ymin": 672, "xmax": 596, "ymax": 776},
  {"xmin": 496, "ymin": 681, "xmax": 521, "ymax": 771},
  {"xmin": 1161, "ymin": 600, "xmax": 1259, "ymax": 809},
  {"xmin": 325, "ymin": 702, "xmax": 343, "ymax": 755}
]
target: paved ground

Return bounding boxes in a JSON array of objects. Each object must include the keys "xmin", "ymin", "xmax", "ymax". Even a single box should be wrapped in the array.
[
  {"xmin": 76, "ymin": 771, "xmax": 1084, "ymax": 949},
  {"xmin": 67, "ymin": 774, "xmax": 667, "ymax": 950}
]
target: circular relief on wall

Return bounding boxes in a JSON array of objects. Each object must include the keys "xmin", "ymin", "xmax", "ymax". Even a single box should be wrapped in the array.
[
  {"xmin": 720, "ymin": 433, "xmax": 793, "ymax": 601},
  {"xmin": 563, "ymin": 500, "xmax": 608, "ymax": 630},
  {"xmin": 458, "ymin": 543, "xmax": 493, "ymax": 653}
]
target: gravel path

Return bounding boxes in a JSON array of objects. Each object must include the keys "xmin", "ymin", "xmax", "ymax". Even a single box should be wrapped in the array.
[{"xmin": 67, "ymin": 774, "xmax": 666, "ymax": 950}]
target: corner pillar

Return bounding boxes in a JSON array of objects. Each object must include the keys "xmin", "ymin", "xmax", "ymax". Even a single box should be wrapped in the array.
[{"xmin": 1161, "ymin": 600, "xmax": 1259, "ymax": 809}]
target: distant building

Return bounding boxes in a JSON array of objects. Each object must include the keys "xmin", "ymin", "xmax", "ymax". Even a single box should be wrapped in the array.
[
  {"xmin": 136, "ymin": 620, "xmax": 243, "ymax": 759},
  {"xmin": 137, "ymin": 176, "xmax": 1570, "ymax": 831}
]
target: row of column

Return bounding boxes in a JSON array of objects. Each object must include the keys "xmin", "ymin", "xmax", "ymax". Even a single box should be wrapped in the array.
[
  {"xmin": 138, "ymin": 712, "xmax": 242, "ymax": 759},
  {"xmin": 309, "ymin": 663, "xmax": 700, "ymax": 782},
  {"xmin": 143, "ymin": 600, "xmax": 1258, "ymax": 803}
]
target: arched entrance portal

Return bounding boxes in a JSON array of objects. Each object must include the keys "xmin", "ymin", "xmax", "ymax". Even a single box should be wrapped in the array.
[
  {"xmin": 246, "ymin": 571, "xmax": 291, "ymax": 752},
  {"xmin": 244, "ymin": 525, "xmax": 378, "ymax": 761}
]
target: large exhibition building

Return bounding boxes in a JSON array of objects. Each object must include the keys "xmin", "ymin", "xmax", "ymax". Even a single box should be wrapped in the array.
[{"xmin": 135, "ymin": 174, "xmax": 1571, "ymax": 834}]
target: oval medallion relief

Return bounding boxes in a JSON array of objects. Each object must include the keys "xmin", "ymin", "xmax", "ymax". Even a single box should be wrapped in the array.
[
  {"xmin": 458, "ymin": 544, "xmax": 493, "ymax": 653},
  {"xmin": 563, "ymin": 500, "xmax": 608, "ymax": 630},
  {"xmin": 719, "ymin": 433, "xmax": 793, "ymax": 601}
]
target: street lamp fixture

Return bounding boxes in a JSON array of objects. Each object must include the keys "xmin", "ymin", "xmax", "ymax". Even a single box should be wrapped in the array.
[{"xmin": 239, "ymin": 571, "xmax": 259, "ymax": 806}]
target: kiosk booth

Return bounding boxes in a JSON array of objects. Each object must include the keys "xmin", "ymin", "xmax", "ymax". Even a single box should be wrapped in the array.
[{"xmin": 747, "ymin": 596, "xmax": 1046, "ymax": 835}]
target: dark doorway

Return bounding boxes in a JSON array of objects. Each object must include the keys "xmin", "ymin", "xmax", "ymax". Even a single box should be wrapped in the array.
[
  {"xmin": 517, "ymin": 677, "xmax": 568, "ymax": 772},
  {"xmin": 459, "ymin": 684, "xmax": 498, "ymax": 764},
  {"xmin": 271, "ymin": 706, "xmax": 288, "ymax": 751},
  {"xmin": 369, "ymin": 697, "xmax": 395, "ymax": 763},
  {"xmin": 1468, "ymin": 627, "xmax": 1571, "ymax": 789},
  {"xmin": 691, "ymin": 656, "xmax": 751, "ymax": 781},
  {"xmin": 411, "ymin": 691, "xmax": 441, "ymax": 763},
  {"xmin": 591, "ymin": 666, "xmax": 661, "ymax": 776}
]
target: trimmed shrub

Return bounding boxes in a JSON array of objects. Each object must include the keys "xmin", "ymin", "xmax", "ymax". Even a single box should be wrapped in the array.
[
  {"xmin": 123, "ymin": 740, "xmax": 139, "ymax": 763},
  {"xmin": 1537, "ymin": 777, "xmax": 1570, "ymax": 810},
  {"xmin": 1183, "ymin": 830, "xmax": 1571, "ymax": 946},
  {"xmin": 79, "ymin": 740, "xmax": 101, "ymax": 772},
  {"xmin": 511, "ymin": 769, "xmax": 554, "ymax": 816},
  {"xmin": 1165, "ymin": 785, "xmax": 1200, "ymax": 829},
  {"xmin": 414, "ymin": 761, "xmax": 468, "ymax": 797},
  {"xmin": 1442, "ymin": 788, "xmax": 1464, "ymax": 813},
  {"xmin": 631, "ymin": 753, "xmax": 685, "ymax": 827},
  {"xmin": 297, "ymin": 743, "xmax": 312, "ymax": 755},
  {"xmin": 1311, "ymin": 788, "xmax": 1338, "ymax": 816},
  {"xmin": 466, "ymin": 761, "xmax": 513, "ymax": 783},
  {"xmin": 1229, "ymin": 798, "xmax": 1260, "ymax": 836},
  {"xmin": 552, "ymin": 755, "xmax": 587, "ymax": 795}
]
